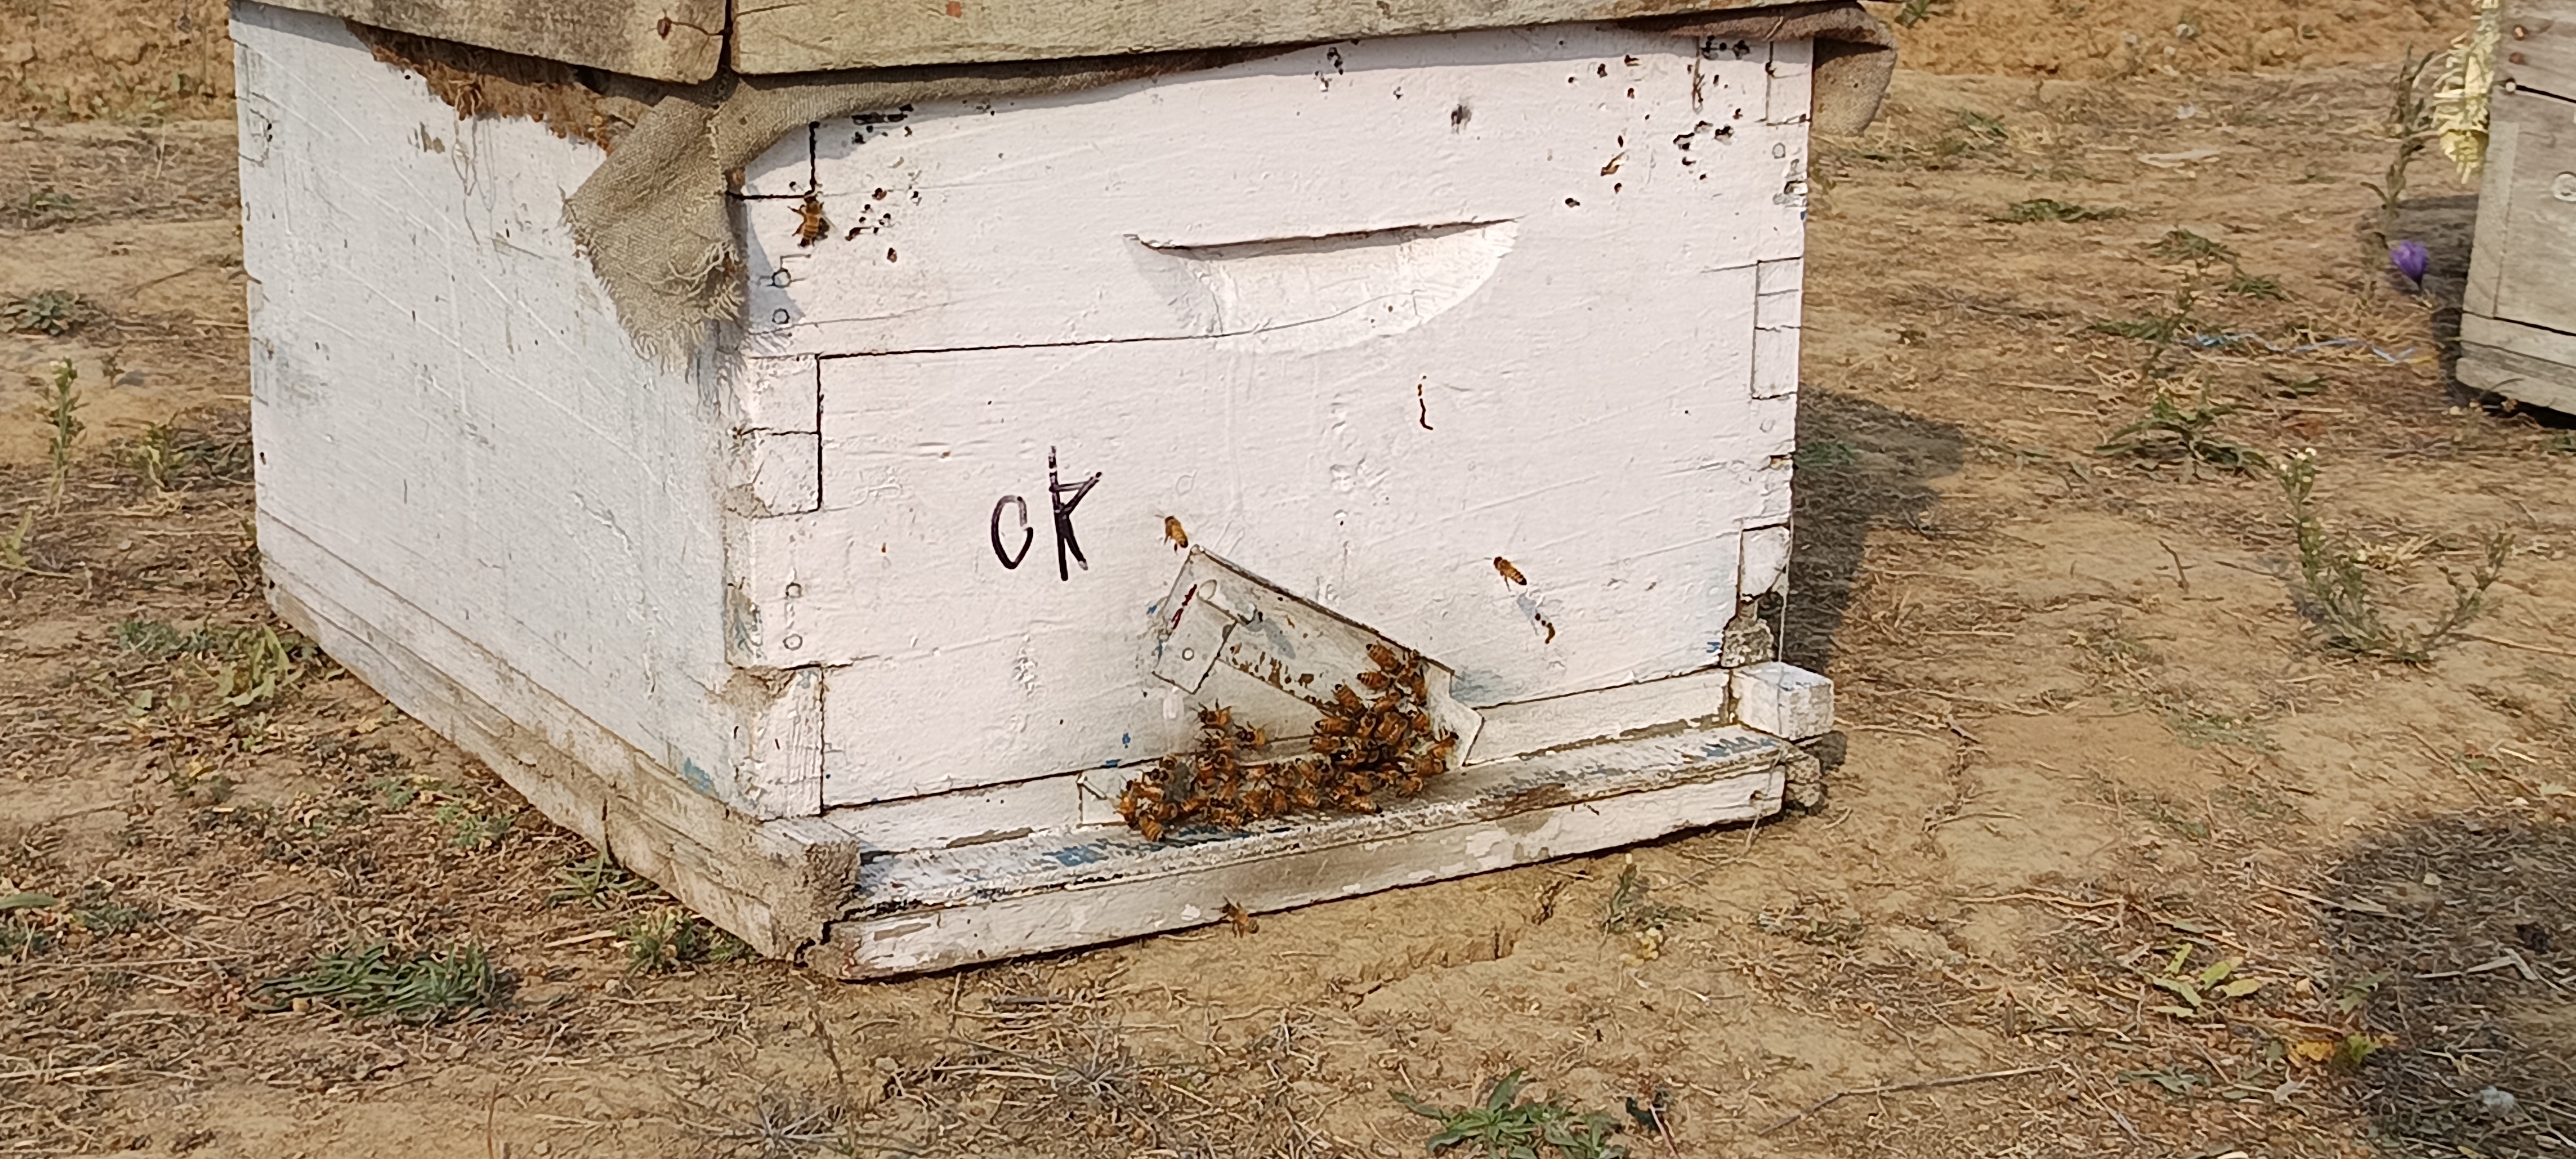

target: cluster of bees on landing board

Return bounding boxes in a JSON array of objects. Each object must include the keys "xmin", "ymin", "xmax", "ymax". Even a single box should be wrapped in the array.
[{"xmin": 1115, "ymin": 643, "xmax": 1459, "ymax": 840}]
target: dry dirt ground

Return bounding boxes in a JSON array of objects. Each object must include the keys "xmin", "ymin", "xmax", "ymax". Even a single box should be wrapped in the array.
[{"xmin": 6, "ymin": 6, "xmax": 2576, "ymax": 1159}]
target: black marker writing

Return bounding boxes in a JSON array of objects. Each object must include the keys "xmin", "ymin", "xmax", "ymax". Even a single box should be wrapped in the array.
[
  {"xmin": 990, "ymin": 494, "xmax": 1032, "ymax": 569},
  {"xmin": 1048, "ymin": 446, "xmax": 1100, "ymax": 581}
]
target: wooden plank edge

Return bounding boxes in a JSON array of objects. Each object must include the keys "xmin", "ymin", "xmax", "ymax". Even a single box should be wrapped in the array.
[
  {"xmin": 808, "ymin": 754, "xmax": 1799, "ymax": 978},
  {"xmin": 260, "ymin": 520, "xmax": 858, "ymax": 959},
  {"xmin": 2459, "ymin": 331, "xmax": 2576, "ymax": 416}
]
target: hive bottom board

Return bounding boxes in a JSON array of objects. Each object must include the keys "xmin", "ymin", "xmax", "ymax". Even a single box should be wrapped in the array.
[
  {"xmin": 263, "ymin": 514, "xmax": 1816, "ymax": 977},
  {"xmin": 2460, "ymin": 314, "xmax": 2576, "ymax": 416}
]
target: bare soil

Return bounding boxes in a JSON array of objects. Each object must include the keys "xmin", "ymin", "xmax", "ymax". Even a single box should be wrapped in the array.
[{"xmin": 5, "ymin": 8, "xmax": 2575, "ymax": 1159}]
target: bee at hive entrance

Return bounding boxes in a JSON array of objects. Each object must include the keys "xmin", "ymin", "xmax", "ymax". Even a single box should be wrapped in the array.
[{"xmin": 1115, "ymin": 642, "xmax": 1458, "ymax": 840}]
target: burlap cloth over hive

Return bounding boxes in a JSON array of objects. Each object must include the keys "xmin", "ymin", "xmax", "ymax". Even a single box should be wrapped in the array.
[{"xmin": 486, "ymin": 1, "xmax": 1892, "ymax": 357}]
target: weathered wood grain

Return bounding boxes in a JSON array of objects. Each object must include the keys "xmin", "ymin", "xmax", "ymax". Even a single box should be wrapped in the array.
[
  {"xmin": 2460, "ymin": 330, "xmax": 2576, "ymax": 413},
  {"xmin": 808, "ymin": 724, "xmax": 1802, "ymax": 977},
  {"xmin": 721, "ymin": 29, "xmax": 1807, "ymax": 806},
  {"xmin": 2499, "ymin": 0, "xmax": 2576, "ymax": 103},
  {"xmin": 265, "ymin": 517, "xmax": 858, "ymax": 957},
  {"xmin": 2479, "ymin": 88, "xmax": 2576, "ymax": 335},
  {"xmin": 2463, "ymin": 313, "xmax": 2576, "ymax": 413},
  {"xmin": 236, "ymin": 6, "xmax": 822, "ymax": 816},
  {"xmin": 249, "ymin": 0, "xmax": 723, "ymax": 82},
  {"xmin": 728, "ymin": 0, "xmax": 1784, "ymax": 74}
]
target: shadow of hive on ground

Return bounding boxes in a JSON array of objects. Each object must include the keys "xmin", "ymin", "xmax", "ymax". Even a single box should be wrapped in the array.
[
  {"xmin": 2320, "ymin": 811, "xmax": 2576, "ymax": 1156},
  {"xmin": 1781, "ymin": 387, "xmax": 1964, "ymax": 675}
]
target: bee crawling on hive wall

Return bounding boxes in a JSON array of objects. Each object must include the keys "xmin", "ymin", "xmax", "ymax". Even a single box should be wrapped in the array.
[
  {"xmin": 793, "ymin": 193, "xmax": 831, "ymax": 247},
  {"xmin": 1115, "ymin": 642, "xmax": 1457, "ymax": 841}
]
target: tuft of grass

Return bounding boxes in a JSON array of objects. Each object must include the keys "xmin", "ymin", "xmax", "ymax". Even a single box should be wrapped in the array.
[
  {"xmin": 12, "ymin": 188, "xmax": 82, "ymax": 227},
  {"xmin": 1998, "ymin": 198, "xmax": 2125, "ymax": 223},
  {"xmin": 434, "ymin": 800, "xmax": 517, "ymax": 851},
  {"xmin": 621, "ymin": 906, "xmax": 753, "ymax": 974},
  {"xmin": 1600, "ymin": 859, "xmax": 1692, "ymax": 965},
  {"xmin": 2278, "ymin": 450, "xmax": 2510, "ymax": 663},
  {"xmin": 549, "ymin": 854, "xmax": 658, "ymax": 909},
  {"xmin": 113, "ymin": 619, "xmax": 319, "ymax": 718},
  {"xmin": 128, "ymin": 419, "xmax": 251, "ymax": 493},
  {"xmin": 1891, "ymin": 0, "xmax": 1951, "ymax": 26},
  {"xmin": 5, "ymin": 290, "xmax": 89, "ymax": 337},
  {"xmin": 1796, "ymin": 438, "xmax": 1857, "ymax": 469},
  {"xmin": 1394, "ymin": 1070, "xmax": 1631, "ymax": 1159},
  {"xmin": 1600, "ymin": 861, "xmax": 1692, "ymax": 936},
  {"xmin": 254, "ymin": 941, "xmax": 509, "ymax": 1022},
  {"xmin": 69, "ymin": 886, "xmax": 153, "ymax": 935},
  {"xmin": 2096, "ymin": 388, "xmax": 2265, "ymax": 473},
  {"xmin": 2150, "ymin": 228, "xmax": 2235, "ymax": 266}
]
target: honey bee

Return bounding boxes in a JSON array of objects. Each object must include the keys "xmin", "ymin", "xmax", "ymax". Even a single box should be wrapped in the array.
[
  {"xmin": 1367, "ymin": 643, "xmax": 1399, "ymax": 670},
  {"xmin": 1494, "ymin": 556, "xmax": 1528, "ymax": 586},
  {"xmin": 1139, "ymin": 816, "xmax": 1165, "ymax": 841},
  {"xmin": 1333, "ymin": 685, "xmax": 1362, "ymax": 711},
  {"xmin": 1164, "ymin": 516, "xmax": 1189, "ymax": 550},
  {"xmin": 1221, "ymin": 901, "xmax": 1259, "ymax": 937},
  {"xmin": 1358, "ymin": 670, "xmax": 1391, "ymax": 690},
  {"xmin": 793, "ymin": 193, "xmax": 830, "ymax": 247}
]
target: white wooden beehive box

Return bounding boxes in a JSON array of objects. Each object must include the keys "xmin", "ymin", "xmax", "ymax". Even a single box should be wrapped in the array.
[
  {"xmin": 2462, "ymin": 0, "xmax": 2576, "ymax": 414},
  {"xmin": 232, "ymin": 0, "xmax": 1861, "ymax": 976}
]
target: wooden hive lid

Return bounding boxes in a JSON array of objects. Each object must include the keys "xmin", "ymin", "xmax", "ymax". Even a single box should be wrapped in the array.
[{"xmin": 256, "ymin": 0, "xmax": 1816, "ymax": 83}]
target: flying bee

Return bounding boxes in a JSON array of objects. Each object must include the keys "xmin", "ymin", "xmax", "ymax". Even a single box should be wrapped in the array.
[
  {"xmin": 1494, "ymin": 556, "xmax": 1528, "ymax": 586},
  {"xmin": 793, "ymin": 193, "xmax": 831, "ymax": 247},
  {"xmin": 1221, "ymin": 901, "xmax": 1258, "ymax": 937},
  {"xmin": 1164, "ymin": 516, "xmax": 1189, "ymax": 550},
  {"xmin": 1200, "ymin": 705, "xmax": 1234, "ymax": 732}
]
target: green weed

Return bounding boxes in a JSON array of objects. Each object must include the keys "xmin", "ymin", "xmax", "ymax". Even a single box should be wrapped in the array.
[
  {"xmin": 2164, "ymin": 707, "xmax": 2276, "ymax": 751},
  {"xmin": 433, "ymin": 800, "xmax": 517, "ymax": 851},
  {"xmin": 2096, "ymin": 388, "xmax": 2265, "ymax": 473},
  {"xmin": 621, "ymin": 906, "xmax": 753, "ymax": 974},
  {"xmin": 2363, "ymin": 50, "xmax": 2439, "ymax": 248},
  {"xmin": 1892, "ymin": 0, "xmax": 1951, "ymax": 26},
  {"xmin": 549, "ymin": 854, "xmax": 658, "ymax": 909},
  {"xmin": 5, "ymin": 290, "xmax": 88, "ymax": 337},
  {"xmin": 12, "ymin": 188, "xmax": 82, "ymax": 227},
  {"xmin": 2278, "ymin": 451, "xmax": 2510, "ymax": 663},
  {"xmin": 2142, "ymin": 945, "xmax": 2269, "ymax": 1020},
  {"xmin": 0, "ymin": 509, "xmax": 55, "ymax": 578},
  {"xmin": 1600, "ymin": 862, "xmax": 1692, "ymax": 936},
  {"xmin": 129, "ymin": 420, "xmax": 241, "ymax": 492},
  {"xmin": 1999, "ymin": 198, "xmax": 2125, "ymax": 223},
  {"xmin": 255, "ymin": 941, "xmax": 509, "ymax": 1022},
  {"xmin": 70, "ymin": 886, "xmax": 152, "ymax": 934},
  {"xmin": 1796, "ymin": 438, "xmax": 1857, "ymax": 469},
  {"xmin": 111, "ymin": 619, "xmax": 323, "ymax": 722},
  {"xmin": 1394, "ymin": 1070, "xmax": 1630, "ymax": 1159},
  {"xmin": 41, "ymin": 360, "xmax": 81, "ymax": 502}
]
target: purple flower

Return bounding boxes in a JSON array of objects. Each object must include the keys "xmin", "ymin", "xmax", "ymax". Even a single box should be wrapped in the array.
[{"xmin": 2391, "ymin": 240, "xmax": 2430, "ymax": 285}]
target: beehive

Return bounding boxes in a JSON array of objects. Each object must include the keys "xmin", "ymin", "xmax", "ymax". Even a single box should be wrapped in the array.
[
  {"xmin": 2463, "ymin": 1, "xmax": 2576, "ymax": 412},
  {"xmin": 231, "ymin": 0, "xmax": 1886, "ymax": 976}
]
